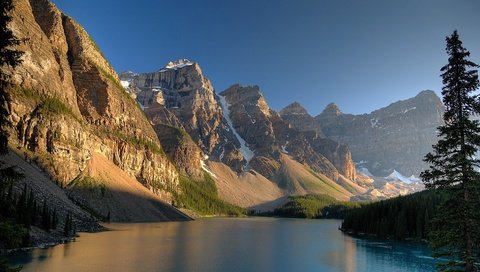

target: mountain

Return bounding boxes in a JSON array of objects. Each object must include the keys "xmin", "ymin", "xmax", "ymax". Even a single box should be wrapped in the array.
[
  {"xmin": 279, "ymin": 102, "xmax": 324, "ymax": 136},
  {"xmin": 3, "ymin": 1, "xmax": 442, "ymax": 239},
  {"xmin": 2, "ymin": 0, "xmax": 190, "ymax": 232},
  {"xmin": 121, "ymin": 66, "xmax": 360, "ymax": 202},
  {"xmin": 219, "ymin": 84, "xmax": 356, "ymax": 197},
  {"xmin": 120, "ymin": 59, "xmax": 247, "ymax": 174},
  {"xmin": 121, "ymin": 57, "xmax": 437, "ymax": 204},
  {"xmin": 315, "ymin": 90, "xmax": 444, "ymax": 177},
  {"xmin": 280, "ymin": 102, "xmax": 355, "ymax": 181}
]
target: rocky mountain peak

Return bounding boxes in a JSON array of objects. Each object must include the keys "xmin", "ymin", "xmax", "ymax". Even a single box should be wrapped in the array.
[
  {"xmin": 4, "ymin": 0, "xmax": 183, "ymax": 222},
  {"xmin": 280, "ymin": 102, "xmax": 324, "ymax": 136},
  {"xmin": 221, "ymin": 84, "xmax": 271, "ymax": 117},
  {"xmin": 161, "ymin": 58, "xmax": 195, "ymax": 71},
  {"xmin": 414, "ymin": 90, "xmax": 442, "ymax": 105},
  {"xmin": 321, "ymin": 103, "xmax": 343, "ymax": 117},
  {"xmin": 317, "ymin": 90, "xmax": 445, "ymax": 177},
  {"xmin": 280, "ymin": 102, "xmax": 309, "ymax": 116}
]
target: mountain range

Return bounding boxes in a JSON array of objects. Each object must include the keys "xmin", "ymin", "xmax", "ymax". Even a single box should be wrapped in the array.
[{"xmin": 2, "ymin": 0, "xmax": 444, "ymax": 240}]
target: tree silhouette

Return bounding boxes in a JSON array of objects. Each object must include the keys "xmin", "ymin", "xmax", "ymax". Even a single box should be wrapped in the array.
[
  {"xmin": 0, "ymin": 0, "xmax": 23, "ymax": 154},
  {"xmin": 421, "ymin": 30, "xmax": 480, "ymax": 272}
]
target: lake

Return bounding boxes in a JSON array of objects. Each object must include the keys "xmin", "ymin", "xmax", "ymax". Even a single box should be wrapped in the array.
[{"xmin": 9, "ymin": 218, "xmax": 436, "ymax": 272}]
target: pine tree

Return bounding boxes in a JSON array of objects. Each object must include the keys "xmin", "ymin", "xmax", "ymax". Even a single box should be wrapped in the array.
[
  {"xmin": 420, "ymin": 30, "xmax": 480, "ymax": 272},
  {"xmin": 63, "ymin": 212, "xmax": 72, "ymax": 237},
  {"xmin": 0, "ymin": 0, "xmax": 23, "ymax": 155}
]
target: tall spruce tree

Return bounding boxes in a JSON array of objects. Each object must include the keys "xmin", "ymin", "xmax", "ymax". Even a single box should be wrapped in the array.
[
  {"xmin": 0, "ymin": 0, "xmax": 23, "ymax": 155},
  {"xmin": 421, "ymin": 30, "xmax": 480, "ymax": 272}
]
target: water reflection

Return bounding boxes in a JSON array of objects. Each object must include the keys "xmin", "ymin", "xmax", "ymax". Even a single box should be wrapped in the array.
[{"xmin": 9, "ymin": 218, "xmax": 435, "ymax": 272}]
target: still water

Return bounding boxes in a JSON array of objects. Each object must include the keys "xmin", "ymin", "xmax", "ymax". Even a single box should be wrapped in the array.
[{"xmin": 9, "ymin": 218, "xmax": 436, "ymax": 272}]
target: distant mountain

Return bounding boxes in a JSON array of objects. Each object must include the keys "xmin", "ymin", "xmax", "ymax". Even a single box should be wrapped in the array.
[
  {"xmin": 315, "ymin": 90, "xmax": 444, "ymax": 177},
  {"xmin": 120, "ymin": 57, "xmax": 442, "ymax": 204},
  {"xmin": 120, "ymin": 66, "xmax": 360, "ymax": 202},
  {"xmin": 3, "ymin": 1, "xmax": 443, "ymax": 241}
]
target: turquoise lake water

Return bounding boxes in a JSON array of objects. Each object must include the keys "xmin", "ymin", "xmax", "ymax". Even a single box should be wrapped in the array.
[{"xmin": 9, "ymin": 218, "xmax": 436, "ymax": 272}]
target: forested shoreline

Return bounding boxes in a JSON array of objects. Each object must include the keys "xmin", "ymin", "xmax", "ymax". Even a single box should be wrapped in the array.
[{"xmin": 340, "ymin": 190, "xmax": 445, "ymax": 240}]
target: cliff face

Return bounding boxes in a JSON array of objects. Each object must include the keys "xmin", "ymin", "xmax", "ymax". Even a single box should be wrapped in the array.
[
  {"xmin": 120, "ymin": 61, "xmax": 246, "ymax": 173},
  {"xmin": 279, "ymin": 102, "xmax": 324, "ymax": 136},
  {"xmin": 219, "ymin": 85, "xmax": 345, "ymax": 185},
  {"xmin": 316, "ymin": 90, "xmax": 444, "ymax": 177},
  {"xmin": 280, "ymin": 102, "xmax": 355, "ymax": 180},
  {"xmin": 4, "ymin": 0, "xmax": 183, "ymax": 219}
]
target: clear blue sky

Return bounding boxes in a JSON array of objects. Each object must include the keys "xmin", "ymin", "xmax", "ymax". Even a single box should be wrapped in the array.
[{"xmin": 50, "ymin": 0, "xmax": 480, "ymax": 115}]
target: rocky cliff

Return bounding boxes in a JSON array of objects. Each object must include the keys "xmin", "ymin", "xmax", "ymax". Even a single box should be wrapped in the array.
[
  {"xmin": 120, "ymin": 60, "xmax": 246, "ymax": 173},
  {"xmin": 279, "ymin": 102, "xmax": 324, "ymax": 136},
  {"xmin": 316, "ymin": 90, "xmax": 444, "ymax": 177},
  {"xmin": 219, "ymin": 84, "xmax": 358, "ymax": 195},
  {"xmin": 280, "ymin": 102, "xmax": 355, "ymax": 180},
  {"xmin": 3, "ymin": 0, "xmax": 188, "ymax": 223}
]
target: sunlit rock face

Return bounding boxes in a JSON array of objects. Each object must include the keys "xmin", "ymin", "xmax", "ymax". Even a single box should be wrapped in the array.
[
  {"xmin": 219, "ymin": 84, "xmax": 346, "ymax": 182},
  {"xmin": 120, "ymin": 61, "xmax": 246, "ymax": 173},
  {"xmin": 6, "ymin": 0, "xmax": 179, "ymax": 200},
  {"xmin": 280, "ymin": 102, "xmax": 324, "ymax": 137},
  {"xmin": 280, "ymin": 102, "xmax": 355, "ymax": 181},
  {"xmin": 316, "ymin": 90, "xmax": 444, "ymax": 177}
]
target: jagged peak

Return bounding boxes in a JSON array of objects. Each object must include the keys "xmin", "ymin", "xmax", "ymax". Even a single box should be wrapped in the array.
[
  {"xmin": 415, "ymin": 90, "xmax": 441, "ymax": 102},
  {"xmin": 321, "ymin": 102, "xmax": 343, "ymax": 117},
  {"xmin": 220, "ymin": 84, "xmax": 262, "ymax": 98},
  {"xmin": 160, "ymin": 58, "xmax": 195, "ymax": 71},
  {"xmin": 416, "ymin": 90, "xmax": 436, "ymax": 97},
  {"xmin": 220, "ymin": 84, "xmax": 271, "ymax": 117},
  {"xmin": 280, "ymin": 102, "xmax": 309, "ymax": 116}
]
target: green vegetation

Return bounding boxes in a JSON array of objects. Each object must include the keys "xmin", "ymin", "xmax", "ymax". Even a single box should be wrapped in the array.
[
  {"xmin": 63, "ymin": 212, "xmax": 75, "ymax": 237},
  {"xmin": 341, "ymin": 190, "xmax": 445, "ymax": 240},
  {"xmin": 0, "ymin": 4, "xmax": 26, "ymax": 267},
  {"xmin": 420, "ymin": 31, "xmax": 480, "ymax": 271},
  {"xmin": 0, "ymin": 170, "xmax": 62, "ymax": 249},
  {"xmin": 0, "ymin": 0, "xmax": 23, "ymax": 156},
  {"xmin": 108, "ymin": 129, "xmax": 164, "ymax": 155},
  {"xmin": 70, "ymin": 176, "xmax": 106, "ymax": 196},
  {"xmin": 0, "ymin": 259, "xmax": 21, "ymax": 272},
  {"xmin": 37, "ymin": 97, "xmax": 82, "ymax": 123},
  {"xmin": 258, "ymin": 194, "xmax": 361, "ymax": 219},
  {"xmin": 11, "ymin": 87, "xmax": 83, "ymax": 124},
  {"xmin": 172, "ymin": 172, "xmax": 245, "ymax": 216},
  {"xmin": 11, "ymin": 87, "xmax": 43, "ymax": 101}
]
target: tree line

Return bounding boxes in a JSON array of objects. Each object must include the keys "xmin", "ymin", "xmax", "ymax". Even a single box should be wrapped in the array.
[
  {"xmin": 341, "ymin": 190, "xmax": 444, "ymax": 240},
  {"xmin": 342, "ymin": 31, "xmax": 480, "ymax": 271},
  {"xmin": 256, "ymin": 194, "xmax": 361, "ymax": 219}
]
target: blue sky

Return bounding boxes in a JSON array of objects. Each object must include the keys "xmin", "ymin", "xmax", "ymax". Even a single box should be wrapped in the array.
[{"xmin": 51, "ymin": 0, "xmax": 480, "ymax": 115}]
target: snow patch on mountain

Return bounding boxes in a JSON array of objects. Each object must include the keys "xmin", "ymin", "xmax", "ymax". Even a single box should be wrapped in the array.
[
  {"xmin": 218, "ymin": 95, "xmax": 255, "ymax": 164},
  {"xmin": 281, "ymin": 141, "xmax": 289, "ymax": 154},
  {"xmin": 201, "ymin": 160, "xmax": 217, "ymax": 178},
  {"xmin": 160, "ymin": 59, "xmax": 194, "ymax": 71},
  {"xmin": 402, "ymin": 107, "xmax": 417, "ymax": 114},
  {"xmin": 120, "ymin": 80, "xmax": 130, "ymax": 88},
  {"xmin": 358, "ymin": 167, "xmax": 374, "ymax": 177},
  {"xmin": 385, "ymin": 170, "xmax": 420, "ymax": 184}
]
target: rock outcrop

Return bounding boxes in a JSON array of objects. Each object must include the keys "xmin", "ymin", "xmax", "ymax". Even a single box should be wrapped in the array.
[
  {"xmin": 219, "ymin": 84, "xmax": 352, "ymax": 190},
  {"xmin": 4, "ymin": 0, "xmax": 187, "ymax": 223},
  {"xmin": 280, "ymin": 102, "xmax": 355, "ymax": 180},
  {"xmin": 120, "ymin": 60, "xmax": 246, "ymax": 172},
  {"xmin": 279, "ymin": 102, "xmax": 324, "ymax": 136},
  {"xmin": 316, "ymin": 90, "xmax": 444, "ymax": 177}
]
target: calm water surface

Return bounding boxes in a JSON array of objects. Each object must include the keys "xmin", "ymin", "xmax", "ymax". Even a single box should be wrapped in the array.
[{"xmin": 9, "ymin": 218, "xmax": 436, "ymax": 272}]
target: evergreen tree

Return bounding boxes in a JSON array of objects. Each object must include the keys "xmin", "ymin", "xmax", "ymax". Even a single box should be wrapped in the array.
[
  {"xmin": 420, "ymin": 30, "xmax": 480, "ymax": 272},
  {"xmin": 0, "ymin": 0, "xmax": 23, "ymax": 155},
  {"xmin": 63, "ymin": 212, "xmax": 72, "ymax": 237}
]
